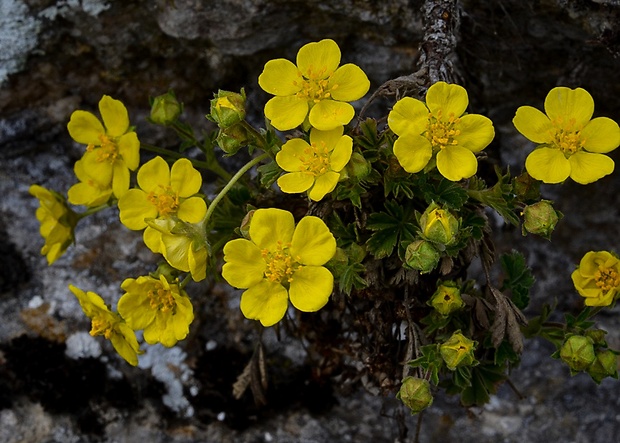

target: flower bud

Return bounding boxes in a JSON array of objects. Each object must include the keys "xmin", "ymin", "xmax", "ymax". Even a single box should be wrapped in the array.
[
  {"xmin": 216, "ymin": 124, "xmax": 249, "ymax": 155},
  {"xmin": 404, "ymin": 240, "xmax": 441, "ymax": 274},
  {"xmin": 439, "ymin": 331, "xmax": 477, "ymax": 370},
  {"xmin": 240, "ymin": 210, "xmax": 255, "ymax": 240},
  {"xmin": 521, "ymin": 200, "xmax": 561, "ymax": 240},
  {"xmin": 587, "ymin": 349, "xmax": 618, "ymax": 384},
  {"xmin": 585, "ymin": 329, "xmax": 608, "ymax": 347},
  {"xmin": 428, "ymin": 281, "xmax": 464, "ymax": 316},
  {"xmin": 209, "ymin": 89, "xmax": 246, "ymax": 128},
  {"xmin": 344, "ymin": 152, "xmax": 372, "ymax": 180},
  {"xmin": 419, "ymin": 203, "xmax": 459, "ymax": 246},
  {"xmin": 513, "ymin": 172, "xmax": 540, "ymax": 201},
  {"xmin": 559, "ymin": 335, "xmax": 596, "ymax": 372},
  {"xmin": 397, "ymin": 377, "xmax": 433, "ymax": 414},
  {"xmin": 150, "ymin": 91, "xmax": 182, "ymax": 125}
]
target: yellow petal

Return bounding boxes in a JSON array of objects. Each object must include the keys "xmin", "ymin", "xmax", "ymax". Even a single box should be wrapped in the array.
[
  {"xmin": 67, "ymin": 110, "xmax": 104, "ymax": 145},
  {"xmin": 99, "ymin": 95, "xmax": 130, "ymax": 137},
  {"xmin": 290, "ymin": 216, "xmax": 336, "ymax": 265},
  {"xmin": 171, "ymin": 158, "xmax": 202, "ymax": 197},
  {"xmin": 297, "ymin": 39, "xmax": 341, "ymax": 79},
  {"xmin": 308, "ymin": 171, "xmax": 339, "ymax": 201},
  {"xmin": 393, "ymin": 134, "xmax": 433, "ymax": 173},
  {"xmin": 308, "ymin": 100, "xmax": 354, "ymax": 131},
  {"xmin": 436, "ymin": 145, "xmax": 478, "ymax": 181},
  {"xmin": 258, "ymin": 59, "xmax": 303, "ymax": 95},
  {"xmin": 265, "ymin": 95, "xmax": 308, "ymax": 131},
  {"xmin": 329, "ymin": 135, "xmax": 353, "ymax": 171},
  {"xmin": 67, "ymin": 182, "xmax": 111, "ymax": 207},
  {"xmin": 160, "ymin": 233, "xmax": 191, "ymax": 272},
  {"xmin": 112, "ymin": 162, "xmax": 130, "ymax": 198},
  {"xmin": 426, "ymin": 82, "xmax": 468, "ymax": 117},
  {"xmin": 118, "ymin": 132, "xmax": 140, "ymax": 170},
  {"xmin": 329, "ymin": 64, "xmax": 370, "ymax": 101},
  {"xmin": 249, "ymin": 208, "xmax": 295, "ymax": 249},
  {"xmin": 138, "ymin": 156, "xmax": 170, "ymax": 192},
  {"xmin": 240, "ymin": 280, "xmax": 289, "ymax": 327},
  {"xmin": 309, "ymin": 126, "xmax": 344, "ymax": 150},
  {"xmin": 457, "ymin": 114, "xmax": 495, "ymax": 152},
  {"xmin": 118, "ymin": 189, "xmax": 157, "ymax": 231},
  {"xmin": 143, "ymin": 226, "xmax": 163, "ymax": 254},
  {"xmin": 276, "ymin": 138, "xmax": 309, "ymax": 172},
  {"xmin": 277, "ymin": 172, "xmax": 315, "ymax": 194},
  {"xmin": 544, "ymin": 87, "xmax": 593, "ymax": 129},
  {"xmin": 568, "ymin": 151, "xmax": 614, "ymax": 184},
  {"xmin": 117, "ymin": 292, "xmax": 155, "ymax": 330},
  {"xmin": 289, "ymin": 266, "xmax": 333, "ymax": 312},
  {"xmin": 110, "ymin": 324, "xmax": 140, "ymax": 366},
  {"xmin": 581, "ymin": 117, "xmax": 620, "ymax": 154},
  {"xmin": 81, "ymin": 151, "xmax": 113, "ymax": 187},
  {"xmin": 177, "ymin": 197, "xmax": 207, "ymax": 223},
  {"xmin": 222, "ymin": 238, "xmax": 266, "ymax": 288},
  {"xmin": 387, "ymin": 97, "xmax": 429, "ymax": 136},
  {"xmin": 525, "ymin": 147, "xmax": 570, "ymax": 183},
  {"xmin": 188, "ymin": 245, "xmax": 207, "ymax": 282},
  {"xmin": 512, "ymin": 106, "xmax": 554, "ymax": 144}
]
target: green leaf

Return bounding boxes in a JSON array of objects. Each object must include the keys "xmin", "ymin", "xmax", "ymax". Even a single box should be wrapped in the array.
[
  {"xmin": 500, "ymin": 250, "xmax": 535, "ymax": 310},
  {"xmin": 257, "ymin": 159, "xmax": 281, "ymax": 188},
  {"xmin": 365, "ymin": 201, "xmax": 417, "ymax": 258},
  {"xmin": 338, "ymin": 262, "xmax": 368, "ymax": 295},
  {"xmin": 460, "ymin": 365, "xmax": 507, "ymax": 407},
  {"xmin": 467, "ymin": 167, "xmax": 519, "ymax": 226}
]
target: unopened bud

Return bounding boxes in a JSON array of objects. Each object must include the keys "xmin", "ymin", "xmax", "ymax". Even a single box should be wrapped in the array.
[
  {"xmin": 522, "ymin": 200, "xmax": 561, "ymax": 240},
  {"xmin": 429, "ymin": 281, "xmax": 464, "ymax": 316},
  {"xmin": 216, "ymin": 124, "xmax": 249, "ymax": 155},
  {"xmin": 587, "ymin": 349, "xmax": 618, "ymax": 384},
  {"xmin": 440, "ymin": 331, "xmax": 477, "ymax": 370},
  {"xmin": 345, "ymin": 152, "xmax": 372, "ymax": 180},
  {"xmin": 150, "ymin": 91, "xmax": 182, "ymax": 125},
  {"xmin": 560, "ymin": 335, "xmax": 596, "ymax": 372},
  {"xmin": 397, "ymin": 377, "xmax": 433, "ymax": 414},
  {"xmin": 405, "ymin": 240, "xmax": 441, "ymax": 274},
  {"xmin": 209, "ymin": 89, "xmax": 246, "ymax": 128},
  {"xmin": 420, "ymin": 203, "xmax": 459, "ymax": 246}
]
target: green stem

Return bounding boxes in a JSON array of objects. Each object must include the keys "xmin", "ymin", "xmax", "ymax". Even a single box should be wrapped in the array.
[
  {"xmin": 202, "ymin": 152, "xmax": 270, "ymax": 230},
  {"xmin": 240, "ymin": 120, "xmax": 268, "ymax": 150},
  {"xmin": 76, "ymin": 202, "xmax": 113, "ymax": 220}
]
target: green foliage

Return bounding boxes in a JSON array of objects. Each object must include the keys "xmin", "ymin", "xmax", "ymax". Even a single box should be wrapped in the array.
[
  {"xmin": 500, "ymin": 250, "xmax": 535, "ymax": 310},
  {"xmin": 468, "ymin": 167, "xmax": 519, "ymax": 226},
  {"xmin": 365, "ymin": 200, "xmax": 417, "ymax": 258}
]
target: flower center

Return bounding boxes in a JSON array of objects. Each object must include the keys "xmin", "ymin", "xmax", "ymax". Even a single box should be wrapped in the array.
[
  {"xmin": 87, "ymin": 134, "xmax": 119, "ymax": 163},
  {"xmin": 595, "ymin": 266, "xmax": 620, "ymax": 292},
  {"xmin": 147, "ymin": 285, "xmax": 176, "ymax": 313},
  {"xmin": 294, "ymin": 67, "xmax": 338, "ymax": 103},
  {"xmin": 261, "ymin": 241, "xmax": 302, "ymax": 284},
  {"xmin": 147, "ymin": 185, "xmax": 180, "ymax": 216},
  {"xmin": 426, "ymin": 111, "xmax": 461, "ymax": 150},
  {"xmin": 299, "ymin": 140, "xmax": 331, "ymax": 176},
  {"xmin": 90, "ymin": 317, "xmax": 113, "ymax": 339},
  {"xmin": 551, "ymin": 118, "xmax": 584, "ymax": 156}
]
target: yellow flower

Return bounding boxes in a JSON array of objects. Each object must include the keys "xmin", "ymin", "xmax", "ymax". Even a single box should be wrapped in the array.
[
  {"xmin": 67, "ymin": 158, "xmax": 113, "ymax": 207},
  {"xmin": 145, "ymin": 218, "xmax": 208, "ymax": 282},
  {"xmin": 67, "ymin": 95, "xmax": 140, "ymax": 198},
  {"xmin": 387, "ymin": 82, "xmax": 495, "ymax": 181},
  {"xmin": 222, "ymin": 208, "xmax": 336, "ymax": 327},
  {"xmin": 69, "ymin": 284, "xmax": 141, "ymax": 366},
  {"xmin": 276, "ymin": 127, "xmax": 352, "ymax": 201},
  {"xmin": 117, "ymin": 275, "xmax": 194, "ymax": 347},
  {"xmin": 30, "ymin": 185, "xmax": 77, "ymax": 264},
  {"xmin": 571, "ymin": 251, "xmax": 620, "ymax": 307},
  {"xmin": 439, "ymin": 331, "xmax": 477, "ymax": 370},
  {"xmin": 258, "ymin": 39, "xmax": 370, "ymax": 131},
  {"xmin": 118, "ymin": 156, "xmax": 206, "ymax": 230},
  {"xmin": 513, "ymin": 87, "xmax": 620, "ymax": 184}
]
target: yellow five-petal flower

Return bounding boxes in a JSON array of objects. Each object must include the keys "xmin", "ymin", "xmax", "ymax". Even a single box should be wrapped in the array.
[
  {"xmin": 222, "ymin": 208, "xmax": 336, "ymax": 327},
  {"xmin": 67, "ymin": 95, "xmax": 140, "ymax": 198},
  {"xmin": 571, "ymin": 251, "xmax": 620, "ymax": 307},
  {"xmin": 69, "ymin": 284, "xmax": 141, "ymax": 366},
  {"xmin": 388, "ymin": 82, "xmax": 495, "ymax": 181},
  {"xmin": 513, "ymin": 87, "xmax": 620, "ymax": 184},
  {"xmin": 259, "ymin": 39, "xmax": 370, "ymax": 131},
  {"xmin": 276, "ymin": 127, "xmax": 352, "ymax": 201},
  {"xmin": 117, "ymin": 275, "xmax": 194, "ymax": 347}
]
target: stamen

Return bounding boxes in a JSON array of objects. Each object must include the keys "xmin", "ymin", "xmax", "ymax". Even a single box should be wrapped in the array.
[
  {"xmin": 426, "ymin": 111, "xmax": 461, "ymax": 150},
  {"xmin": 261, "ymin": 241, "xmax": 301, "ymax": 284},
  {"xmin": 147, "ymin": 185, "xmax": 180, "ymax": 216},
  {"xmin": 147, "ymin": 285, "xmax": 176, "ymax": 313}
]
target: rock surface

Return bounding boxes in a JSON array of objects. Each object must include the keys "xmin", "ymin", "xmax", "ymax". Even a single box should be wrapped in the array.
[{"xmin": 1, "ymin": 0, "xmax": 620, "ymax": 442}]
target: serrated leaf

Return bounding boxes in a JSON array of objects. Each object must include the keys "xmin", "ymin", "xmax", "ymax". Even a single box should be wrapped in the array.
[
  {"xmin": 365, "ymin": 201, "xmax": 417, "ymax": 258},
  {"xmin": 338, "ymin": 262, "xmax": 368, "ymax": 295},
  {"xmin": 257, "ymin": 160, "xmax": 281, "ymax": 187},
  {"xmin": 500, "ymin": 250, "xmax": 535, "ymax": 310},
  {"xmin": 467, "ymin": 168, "xmax": 519, "ymax": 226}
]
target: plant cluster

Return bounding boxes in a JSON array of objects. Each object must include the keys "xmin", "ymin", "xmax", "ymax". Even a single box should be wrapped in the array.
[{"xmin": 31, "ymin": 39, "xmax": 620, "ymax": 417}]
